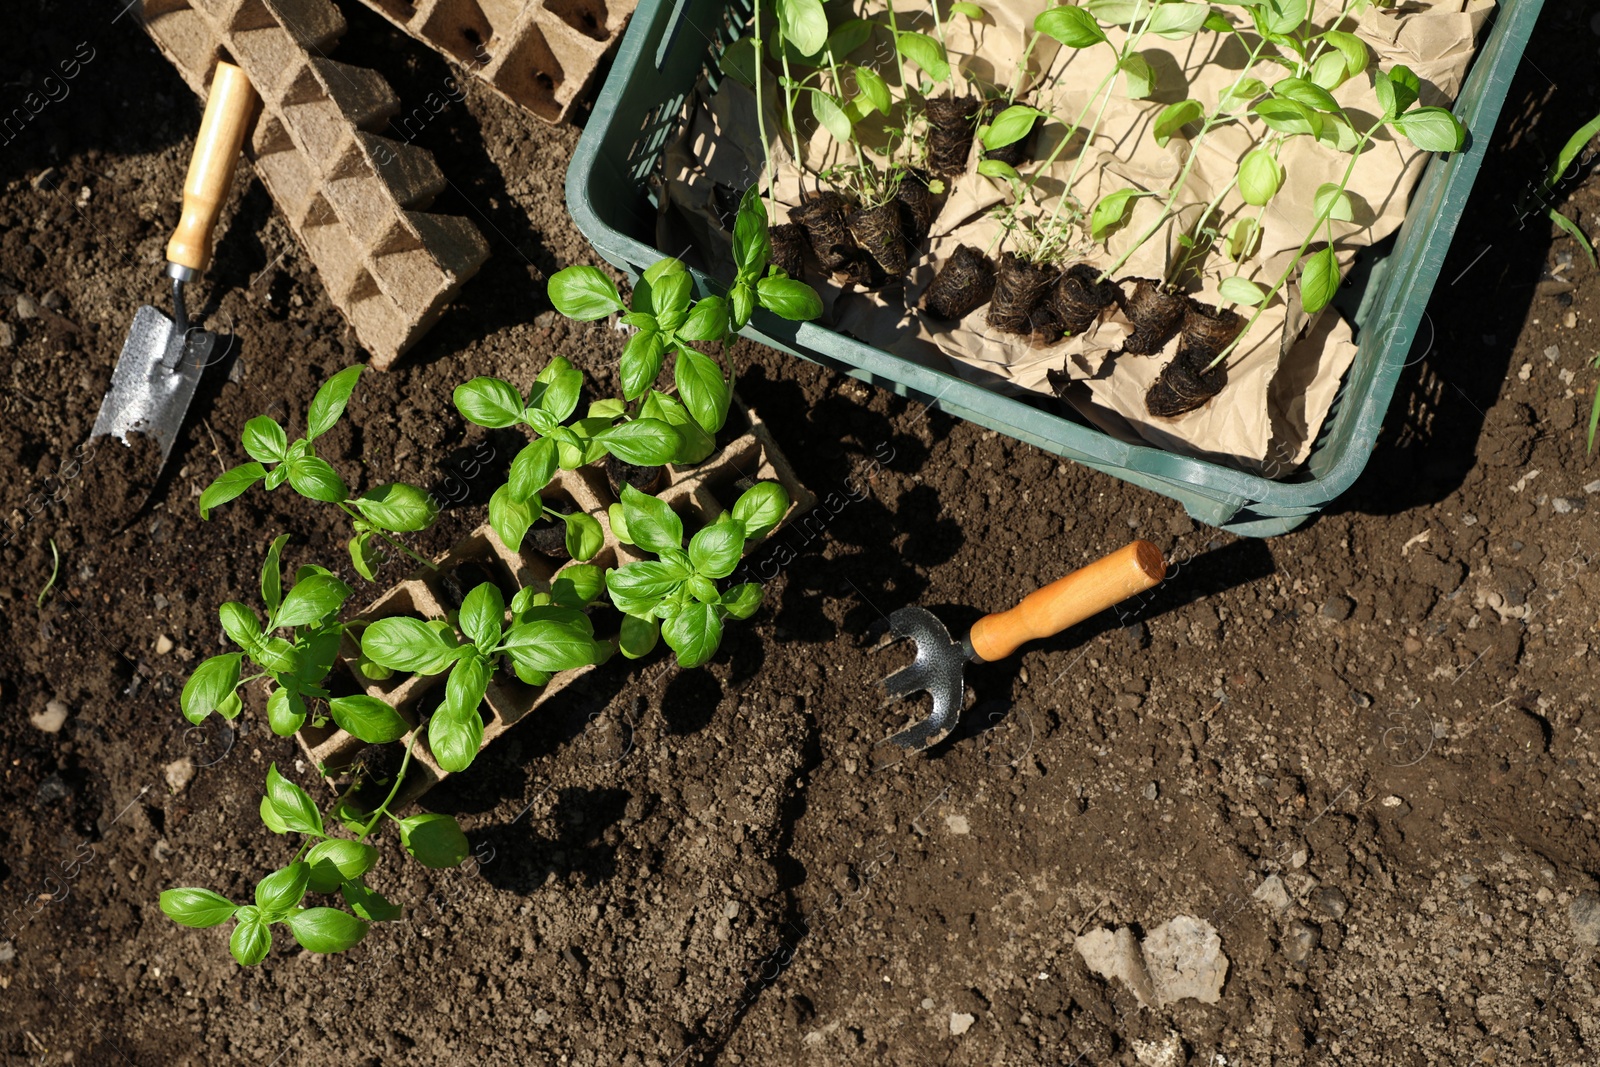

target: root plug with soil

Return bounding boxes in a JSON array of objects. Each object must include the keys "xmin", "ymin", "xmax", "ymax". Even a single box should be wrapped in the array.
[
  {"xmin": 925, "ymin": 94, "xmax": 982, "ymax": 176},
  {"xmin": 1117, "ymin": 277, "xmax": 1188, "ymax": 354},
  {"xmin": 987, "ymin": 252, "xmax": 1058, "ymax": 335}
]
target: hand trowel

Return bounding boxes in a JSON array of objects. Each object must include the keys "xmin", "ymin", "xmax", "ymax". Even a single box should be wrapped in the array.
[{"xmin": 91, "ymin": 59, "xmax": 257, "ymax": 469}]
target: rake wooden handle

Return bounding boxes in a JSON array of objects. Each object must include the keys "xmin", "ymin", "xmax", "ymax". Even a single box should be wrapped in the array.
[
  {"xmin": 968, "ymin": 540, "xmax": 1166, "ymax": 663},
  {"xmin": 166, "ymin": 61, "xmax": 257, "ymax": 274}
]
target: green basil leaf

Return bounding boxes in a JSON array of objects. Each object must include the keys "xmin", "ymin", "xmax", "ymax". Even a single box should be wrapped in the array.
[
  {"xmin": 274, "ymin": 573, "xmax": 352, "ymax": 630},
  {"xmin": 501, "ymin": 619, "xmax": 600, "ymax": 674},
  {"xmin": 1224, "ymin": 217, "xmax": 1262, "ymax": 263},
  {"xmin": 255, "ymin": 861, "xmax": 311, "ymax": 918},
  {"xmin": 536, "ymin": 357, "xmax": 584, "ymax": 422},
  {"xmin": 508, "ymin": 436, "xmax": 559, "ymax": 503},
  {"xmin": 160, "ymin": 887, "xmax": 237, "ymax": 928},
  {"xmin": 1299, "ymin": 245, "xmax": 1340, "ymax": 314},
  {"xmin": 607, "ymin": 560, "xmax": 691, "ymax": 606},
  {"xmin": 266, "ymin": 763, "xmax": 324, "ymax": 836},
  {"xmin": 719, "ymin": 34, "xmax": 759, "ymax": 86},
  {"xmin": 399, "ymin": 812, "xmax": 470, "ymax": 869},
  {"xmin": 732, "ymin": 481, "xmax": 790, "ymax": 541},
  {"xmin": 340, "ymin": 881, "xmax": 402, "ymax": 922},
  {"xmin": 489, "ymin": 483, "xmax": 541, "ymax": 552},
  {"xmin": 730, "ymin": 282, "xmax": 756, "ymax": 329},
  {"xmin": 260, "ymin": 533, "xmax": 291, "ymax": 612},
  {"xmin": 460, "ymin": 583, "xmax": 505, "ymax": 652},
  {"xmin": 596, "ymin": 419, "xmax": 684, "ymax": 466},
  {"xmin": 686, "ymin": 574, "xmax": 721, "ymax": 604},
  {"xmin": 1218, "ymin": 75, "xmax": 1267, "ymax": 113},
  {"xmin": 181, "ymin": 652, "xmax": 243, "ymax": 725},
  {"xmin": 1314, "ymin": 182, "xmax": 1355, "ymax": 222},
  {"xmin": 198, "ymin": 463, "xmax": 266, "ymax": 519},
  {"xmin": 1152, "ymin": 99, "xmax": 1203, "ymax": 147},
  {"xmin": 1310, "ymin": 50, "xmax": 1348, "ymax": 92},
  {"xmin": 721, "ymin": 582, "xmax": 764, "ymax": 620},
  {"xmin": 355, "ymin": 483, "xmax": 439, "ymax": 533},
  {"xmin": 950, "ymin": 0, "xmax": 984, "ymax": 18},
  {"xmin": 1272, "ymin": 76, "xmax": 1339, "ymax": 114},
  {"xmin": 1218, "ymin": 276, "xmax": 1267, "ymax": 307},
  {"xmin": 755, "ymin": 275, "xmax": 823, "ymax": 321},
  {"xmin": 1322, "ymin": 29, "xmax": 1369, "ymax": 79},
  {"xmin": 264, "ymin": 464, "xmax": 289, "ymax": 491},
  {"xmin": 854, "ymin": 66, "xmax": 892, "ymax": 116},
  {"xmin": 453, "ymin": 376, "xmax": 524, "ymax": 428},
  {"xmin": 825, "ymin": 17, "xmax": 874, "ymax": 60},
  {"xmin": 648, "ymin": 271, "xmax": 693, "ymax": 334},
  {"xmin": 619, "ymin": 613, "xmax": 661, "ymax": 659},
  {"xmin": 550, "ymin": 564, "xmax": 605, "ymax": 608},
  {"xmin": 286, "ymin": 907, "xmax": 368, "ymax": 953},
  {"xmin": 1391, "ymin": 106, "xmax": 1466, "ymax": 153},
  {"xmin": 778, "ymin": 0, "xmax": 829, "ymax": 55},
  {"xmin": 689, "ymin": 521, "xmax": 745, "ymax": 579},
  {"xmin": 361, "ymin": 617, "xmax": 455, "ymax": 674},
  {"xmin": 1119, "ymin": 53, "xmax": 1154, "ymax": 100},
  {"xmin": 980, "ymin": 105, "xmax": 1040, "ymax": 151},
  {"xmin": 348, "ymin": 531, "xmax": 382, "ymax": 581},
  {"xmin": 306, "ymin": 366, "xmax": 363, "ymax": 440},
  {"xmin": 1262, "ymin": 0, "xmax": 1308, "ymax": 35},
  {"xmin": 662, "ymin": 601, "xmax": 725, "ymax": 668},
  {"xmin": 1091, "ymin": 187, "xmax": 1146, "ymax": 240},
  {"xmin": 1252, "ymin": 97, "xmax": 1322, "ymax": 138},
  {"xmin": 732, "ymin": 186, "xmax": 771, "ymax": 281},
  {"xmin": 1388, "ymin": 63, "xmax": 1420, "ymax": 114},
  {"xmin": 433, "ymin": 676, "xmax": 486, "ymax": 773},
  {"xmin": 241, "ymin": 416, "xmax": 288, "ymax": 464},
  {"xmin": 329, "ymin": 694, "xmax": 411, "ymax": 744},
  {"xmin": 978, "ymin": 158, "xmax": 1023, "ymax": 185},
  {"xmin": 306, "ymin": 839, "xmax": 379, "ymax": 894},
  {"xmin": 286, "ymin": 456, "xmax": 348, "ymax": 503},
  {"xmin": 895, "ymin": 31, "xmax": 949, "ymax": 82},
  {"xmin": 675, "ymin": 347, "xmax": 731, "ymax": 433},
  {"xmin": 678, "ymin": 296, "xmax": 729, "ymax": 343},
  {"xmin": 1034, "ymin": 5, "xmax": 1107, "ymax": 47},
  {"xmin": 266, "ymin": 685, "xmax": 307, "ymax": 736},
  {"xmin": 564, "ymin": 511, "xmax": 604, "ymax": 561},
  {"xmin": 1146, "ymin": 0, "xmax": 1208, "ymax": 40},
  {"xmin": 219, "ymin": 601, "xmax": 263, "ymax": 652},
  {"xmin": 548, "ymin": 265, "xmax": 623, "ymax": 320},
  {"xmin": 620, "ymin": 483, "xmax": 684, "ymax": 554},
  {"xmin": 230, "ymin": 915, "xmax": 272, "ymax": 966},
  {"xmin": 621, "ymin": 328, "xmax": 667, "ymax": 401},
  {"xmin": 1238, "ymin": 148, "xmax": 1284, "ymax": 207},
  {"xmin": 260, "ymin": 795, "xmax": 290, "ymax": 834}
]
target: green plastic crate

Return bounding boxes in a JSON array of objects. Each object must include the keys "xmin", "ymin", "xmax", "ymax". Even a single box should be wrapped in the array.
[{"xmin": 567, "ymin": 0, "xmax": 1543, "ymax": 536}]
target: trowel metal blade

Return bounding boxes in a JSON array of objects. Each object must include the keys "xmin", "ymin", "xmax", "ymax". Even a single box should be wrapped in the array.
[
  {"xmin": 877, "ymin": 605, "xmax": 967, "ymax": 752},
  {"xmin": 91, "ymin": 304, "xmax": 213, "ymax": 466}
]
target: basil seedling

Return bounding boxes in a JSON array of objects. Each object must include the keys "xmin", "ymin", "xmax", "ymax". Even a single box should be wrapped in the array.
[
  {"xmin": 604, "ymin": 482, "xmax": 788, "ymax": 666},
  {"xmin": 358, "ymin": 582, "xmax": 607, "ymax": 771},
  {"xmin": 197, "ymin": 365, "xmax": 441, "ymax": 579}
]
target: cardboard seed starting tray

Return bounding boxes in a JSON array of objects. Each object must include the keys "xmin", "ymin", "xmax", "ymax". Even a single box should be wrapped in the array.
[
  {"xmin": 295, "ymin": 405, "xmax": 814, "ymax": 807},
  {"xmin": 349, "ymin": 0, "xmax": 640, "ymax": 124},
  {"xmin": 139, "ymin": 0, "xmax": 490, "ymax": 367}
]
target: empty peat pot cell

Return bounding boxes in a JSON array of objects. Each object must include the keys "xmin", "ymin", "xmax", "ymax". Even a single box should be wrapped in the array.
[
  {"xmin": 604, "ymin": 453, "xmax": 667, "ymax": 499},
  {"xmin": 987, "ymin": 252, "xmax": 1058, "ymax": 336},
  {"xmin": 435, "ymin": 554, "xmax": 520, "ymax": 611},
  {"xmin": 1117, "ymin": 278, "xmax": 1188, "ymax": 354},
  {"xmin": 923, "ymin": 244, "xmax": 997, "ymax": 321},
  {"xmin": 325, "ymin": 737, "xmax": 418, "ymax": 814}
]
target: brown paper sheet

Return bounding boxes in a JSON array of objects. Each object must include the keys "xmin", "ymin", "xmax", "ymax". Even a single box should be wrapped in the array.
[{"xmin": 662, "ymin": 0, "xmax": 1492, "ymax": 475}]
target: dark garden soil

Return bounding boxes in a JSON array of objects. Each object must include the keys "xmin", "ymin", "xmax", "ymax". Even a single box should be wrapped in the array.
[{"xmin": 5, "ymin": 3, "xmax": 1600, "ymax": 1065}]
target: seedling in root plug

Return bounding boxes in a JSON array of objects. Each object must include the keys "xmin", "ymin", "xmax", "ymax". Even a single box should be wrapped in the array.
[
  {"xmin": 605, "ymin": 482, "xmax": 787, "ymax": 667},
  {"xmin": 358, "ymin": 581, "xmax": 607, "ymax": 772},
  {"xmin": 197, "ymin": 365, "xmax": 441, "ymax": 578}
]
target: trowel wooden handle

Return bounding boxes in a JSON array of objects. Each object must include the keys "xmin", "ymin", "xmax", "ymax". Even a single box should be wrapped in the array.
[
  {"xmin": 166, "ymin": 61, "xmax": 257, "ymax": 274},
  {"xmin": 968, "ymin": 540, "xmax": 1166, "ymax": 663}
]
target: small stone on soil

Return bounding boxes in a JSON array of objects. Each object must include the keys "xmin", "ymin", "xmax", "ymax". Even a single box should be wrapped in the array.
[
  {"xmin": 949, "ymin": 1012, "xmax": 975, "ymax": 1036},
  {"xmin": 0, "ymin": 322, "xmax": 14, "ymax": 348},
  {"xmin": 1569, "ymin": 891, "xmax": 1600, "ymax": 946},
  {"xmin": 1320, "ymin": 595, "xmax": 1354, "ymax": 621},
  {"xmin": 944, "ymin": 814, "xmax": 970, "ymax": 834},
  {"xmin": 1076, "ymin": 926, "xmax": 1156, "ymax": 1008},
  {"xmin": 36, "ymin": 774, "xmax": 71, "ymax": 805},
  {"xmin": 15, "ymin": 294, "xmax": 39, "ymax": 320},
  {"xmin": 1310, "ymin": 886, "xmax": 1349, "ymax": 921},
  {"xmin": 1142, "ymin": 916, "xmax": 1228, "ymax": 1005},
  {"xmin": 163, "ymin": 757, "xmax": 195, "ymax": 794},
  {"xmin": 1281, "ymin": 920, "xmax": 1321, "ymax": 964},
  {"xmin": 155, "ymin": 634, "xmax": 174, "ymax": 655},
  {"xmin": 31, "ymin": 699, "xmax": 68, "ymax": 734},
  {"xmin": 0, "ymin": 941, "xmax": 14, "ymax": 963},
  {"xmin": 1253, "ymin": 875, "xmax": 1291, "ymax": 912}
]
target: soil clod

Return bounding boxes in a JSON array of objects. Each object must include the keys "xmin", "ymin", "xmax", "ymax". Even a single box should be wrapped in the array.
[
  {"xmin": 768, "ymin": 222, "xmax": 807, "ymax": 279},
  {"xmin": 848, "ymin": 201, "xmax": 909, "ymax": 279},
  {"xmin": 924, "ymin": 245, "xmax": 997, "ymax": 321},
  {"xmin": 987, "ymin": 252, "xmax": 1057, "ymax": 335},
  {"xmin": 1145, "ymin": 341, "xmax": 1229, "ymax": 417},
  {"xmin": 925, "ymin": 94, "xmax": 982, "ymax": 175},
  {"xmin": 790, "ymin": 191, "xmax": 857, "ymax": 274},
  {"xmin": 894, "ymin": 170, "xmax": 937, "ymax": 249},
  {"xmin": 1117, "ymin": 278, "xmax": 1188, "ymax": 354},
  {"xmin": 1047, "ymin": 263, "xmax": 1119, "ymax": 336}
]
